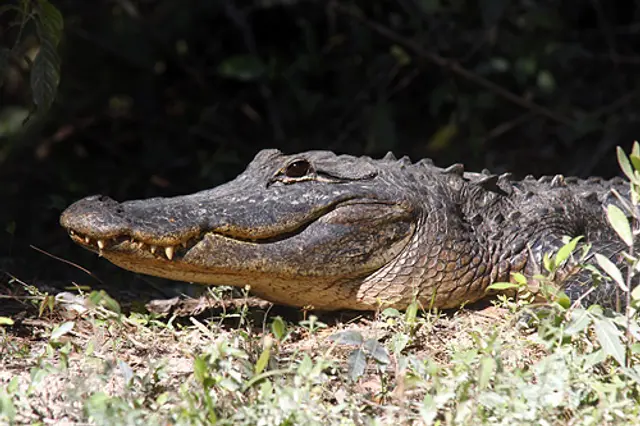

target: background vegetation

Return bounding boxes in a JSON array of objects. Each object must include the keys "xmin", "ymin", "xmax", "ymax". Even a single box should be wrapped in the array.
[{"xmin": 1, "ymin": 0, "xmax": 640, "ymax": 286}]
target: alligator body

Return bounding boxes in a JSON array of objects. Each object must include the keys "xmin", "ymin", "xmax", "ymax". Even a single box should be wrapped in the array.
[{"xmin": 60, "ymin": 149, "xmax": 630, "ymax": 310}]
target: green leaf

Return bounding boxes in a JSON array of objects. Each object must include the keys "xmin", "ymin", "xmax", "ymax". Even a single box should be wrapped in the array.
[
  {"xmin": 630, "ymin": 154, "xmax": 640, "ymax": 174},
  {"xmin": 511, "ymin": 272, "xmax": 528, "ymax": 285},
  {"xmin": 556, "ymin": 291, "xmax": 571, "ymax": 309},
  {"xmin": 391, "ymin": 333, "xmax": 410, "ymax": 354},
  {"xmin": 254, "ymin": 347, "xmax": 270, "ymax": 375},
  {"xmin": 193, "ymin": 356, "xmax": 207, "ymax": 384},
  {"xmin": 405, "ymin": 299, "xmax": 418, "ymax": 323},
  {"xmin": 50, "ymin": 321, "xmax": 74, "ymax": 341},
  {"xmin": 297, "ymin": 354, "xmax": 313, "ymax": 376},
  {"xmin": 30, "ymin": 36, "xmax": 61, "ymax": 112},
  {"xmin": 0, "ymin": 316, "xmax": 14, "ymax": 326},
  {"xmin": 381, "ymin": 307, "xmax": 401, "ymax": 318},
  {"xmin": 563, "ymin": 308, "xmax": 592, "ymax": 336},
  {"xmin": 428, "ymin": 122, "xmax": 457, "ymax": 151},
  {"xmin": 329, "ymin": 330, "xmax": 364, "ymax": 346},
  {"xmin": 347, "ymin": 348, "xmax": 367, "ymax": 381},
  {"xmin": 478, "ymin": 356, "xmax": 496, "ymax": 389},
  {"xmin": 390, "ymin": 45, "xmax": 411, "ymax": 67},
  {"xmin": 36, "ymin": 0, "xmax": 64, "ymax": 46},
  {"xmin": 607, "ymin": 204, "xmax": 633, "ymax": 246},
  {"xmin": 543, "ymin": 252, "xmax": 555, "ymax": 273},
  {"xmin": 490, "ymin": 57, "xmax": 509, "ymax": 72},
  {"xmin": 554, "ymin": 236, "xmax": 583, "ymax": 266},
  {"xmin": 593, "ymin": 317, "xmax": 626, "ymax": 366},
  {"xmin": 536, "ymin": 70, "xmax": 556, "ymax": 93},
  {"xmin": 218, "ymin": 55, "xmax": 265, "ymax": 81},
  {"xmin": 89, "ymin": 290, "xmax": 121, "ymax": 314},
  {"xmin": 617, "ymin": 147, "xmax": 637, "ymax": 183},
  {"xmin": 29, "ymin": 0, "xmax": 63, "ymax": 113},
  {"xmin": 271, "ymin": 316, "xmax": 286, "ymax": 341},
  {"xmin": 7, "ymin": 376, "xmax": 19, "ymax": 394},
  {"xmin": 595, "ymin": 253, "xmax": 628, "ymax": 291},
  {"xmin": 487, "ymin": 282, "xmax": 520, "ymax": 291},
  {"xmin": 364, "ymin": 339, "xmax": 390, "ymax": 364},
  {"xmin": 633, "ymin": 141, "xmax": 640, "ymax": 158},
  {"xmin": 0, "ymin": 390, "xmax": 16, "ymax": 421}
]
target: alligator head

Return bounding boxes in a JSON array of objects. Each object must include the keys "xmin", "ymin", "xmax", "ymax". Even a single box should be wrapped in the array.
[{"xmin": 60, "ymin": 149, "xmax": 427, "ymax": 310}]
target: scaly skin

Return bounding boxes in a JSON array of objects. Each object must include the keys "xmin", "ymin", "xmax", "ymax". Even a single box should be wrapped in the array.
[{"xmin": 60, "ymin": 149, "xmax": 630, "ymax": 310}]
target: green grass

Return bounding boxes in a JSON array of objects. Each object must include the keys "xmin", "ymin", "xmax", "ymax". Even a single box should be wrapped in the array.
[{"xmin": 2, "ymin": 285, "xmax": 640, "ymax": 425}]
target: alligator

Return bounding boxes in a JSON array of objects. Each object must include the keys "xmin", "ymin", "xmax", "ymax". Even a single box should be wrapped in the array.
[{"xmin": 60, "ymin": 149, "xmax": 632, "ymax": 311}]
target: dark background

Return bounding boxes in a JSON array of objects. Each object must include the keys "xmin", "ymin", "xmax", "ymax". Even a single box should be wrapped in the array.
[{"xmin": 1, "ymin": 0, "xmax": 640, "ymax": 297}]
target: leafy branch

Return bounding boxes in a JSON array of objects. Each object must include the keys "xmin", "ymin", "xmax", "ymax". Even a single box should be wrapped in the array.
[{"xmin": 0, "ymin": 0, "xmax": 64, "ymax": 116}]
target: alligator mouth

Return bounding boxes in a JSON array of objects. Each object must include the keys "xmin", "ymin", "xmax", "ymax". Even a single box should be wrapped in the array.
[
  {"xmin": 64, "ymin": 198, "xmax": 368, "ymax": 261},
  {"xmin": 66, "ymin": 229, "xmax": 205, "ymax": 261}
]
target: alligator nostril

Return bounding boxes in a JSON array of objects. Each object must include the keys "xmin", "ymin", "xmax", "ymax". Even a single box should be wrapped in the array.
[{"xmin": 98, "ymin": 195, "xmax": 110, "ymax": 202}]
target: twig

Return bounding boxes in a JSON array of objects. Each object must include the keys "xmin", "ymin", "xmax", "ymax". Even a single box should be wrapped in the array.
[
  {"xmin": 588, "ymin": 90, "xmax": 639, "ymax": 120},
  {"xmin": 333, "ymin": 3, "xmax": 574, "ymax": 127},
  {"xmin": 30, "ymin": 245, "xmax": 104, "ymax": 284},
  {"xmin": 569, "ymin": 285, "xmax": 596, "ymax": 311},
  {"xmin": 481, "ymin": 112, "xmax": 536, "ymax": 146}
]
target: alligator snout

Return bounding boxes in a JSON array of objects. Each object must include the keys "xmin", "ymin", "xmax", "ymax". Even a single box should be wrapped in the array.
[{"xmin": 60, "ymin": 195, "xmax": 129, "ymax": 238}]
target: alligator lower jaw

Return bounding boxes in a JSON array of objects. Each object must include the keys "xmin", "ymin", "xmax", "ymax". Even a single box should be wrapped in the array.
[
  {"xmin": 66, "ymin": 231, "xmax": 259, "ymax": 285},
  {"xmin": 66, "ymin": 229, "xmax": 204, "ymax": 261}
]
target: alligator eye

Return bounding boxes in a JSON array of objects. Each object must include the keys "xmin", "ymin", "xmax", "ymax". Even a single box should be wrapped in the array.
[{"xmin": 284, "ymin": 160, "xmax": 312, "ymax": 178}]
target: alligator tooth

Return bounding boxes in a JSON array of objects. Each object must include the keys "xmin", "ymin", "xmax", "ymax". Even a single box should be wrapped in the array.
[
  {"xmin": 84, "ymin": 236, "xmax": 91, "ymax": 244},
  {"xmin": 97, "ymin": 239, "xmax": 105, "ymax": 250},
  {"xmin": 139, "ymin": 242, "xmax": 146, "ymax": 250},
  {"xmin": 181, "ymin": 241, "xmax": 188, "ymax": 248},
  {"xmin": 165, "ymin": 246, "xmax": 174, "ymax": 260},
  {"xmin": 69, "ymin": 230, "xmax": 75, "ymax": 236},
  {"xmin": 150, "ymin": 245, "xmax": 157, "ymax": 254}
]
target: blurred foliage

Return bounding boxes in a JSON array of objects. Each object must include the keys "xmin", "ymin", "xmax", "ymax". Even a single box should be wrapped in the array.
[
  {"xmin": 0, "ymin": 0, "xmax": 63, "ymax": 147},
  {"xmin": 0, "ymin": 0, "xmax": 639, "ymax": 286}
]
